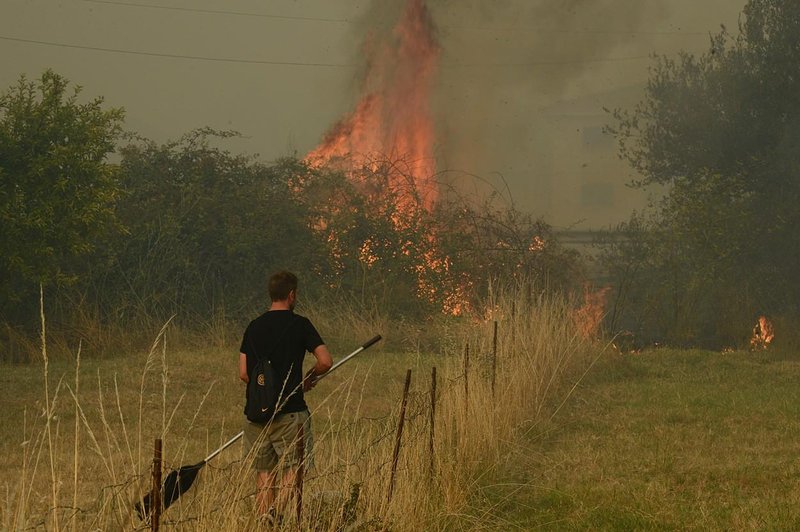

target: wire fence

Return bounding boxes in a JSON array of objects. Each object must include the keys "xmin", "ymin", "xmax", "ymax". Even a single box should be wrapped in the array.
[
  {"xmin": 151, "ymin": 366, "xmax": 472, "ymax": 530},
  {"xmin": 14, "ymin": 354, "xmax": 483, "ymax": 531}
]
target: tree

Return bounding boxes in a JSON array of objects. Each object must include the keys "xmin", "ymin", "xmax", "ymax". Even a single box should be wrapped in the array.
[
  {"xmin": 0, "ymin": 70, "xmax": 124, "ymax": 316},
  {"xmin": 93, "ymin": 130, "xmax": 320, "ymax": 323},
  {"xmin": 605, "ymin": 0, "xmax": 800, "ymax": 346}
]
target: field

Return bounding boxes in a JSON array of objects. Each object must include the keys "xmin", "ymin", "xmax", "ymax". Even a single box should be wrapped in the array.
[
  {"xmin": 1, "ymin": 290, "xmax": 596, "ymax": 530},
  {"xmin": 473, "ymin": 349, "xmax": 800, "ymax": 530},
  {"xmin": 5, "ymin": 294, "xmax": 798, "ymax": 531}
]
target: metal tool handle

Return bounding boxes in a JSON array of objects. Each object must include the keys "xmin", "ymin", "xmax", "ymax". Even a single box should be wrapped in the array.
[
  {"xmin": 314, "ymin": 334, "xmax": 382, "ymax": 382},
  {"xmin": 204, "ymin": 430, "xmax": 244, "ymax": 463},
  {"xmin": 361, "ymin": 335, "xmax": 382, "ymax": 349}
]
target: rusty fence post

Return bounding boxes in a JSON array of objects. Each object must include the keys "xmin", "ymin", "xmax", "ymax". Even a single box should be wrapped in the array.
[
  {"xmin": 152, "ymin": 438, "xmax": 162, "ymax": 532},
  {"xmin": 387, "ymin": 369, "xmax": 412, "ymax": 506},
  {"xmin": 429, "ymin": 366, "xmax": 437, "ymax": 480}
]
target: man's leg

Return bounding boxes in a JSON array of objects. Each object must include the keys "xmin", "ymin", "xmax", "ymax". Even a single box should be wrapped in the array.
[
  {"xmin": 256, "ymin": 469, "xmax": 277, "ymax": 517},
  {"xmin": 244, "ymin": 419, "xmax": 280, "ymax": 518},
  {"xmin": 274, "ymin": 467, "xmax": 298, "ymax": 512},
  {"xmin": 268, "ymin": 411, "xmax": 312, "ymax": 518}
]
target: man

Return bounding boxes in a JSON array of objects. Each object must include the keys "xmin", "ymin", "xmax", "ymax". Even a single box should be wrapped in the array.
[{"xmin": 238, "ymin": 270, "xmax": 333, "ymax": 521}]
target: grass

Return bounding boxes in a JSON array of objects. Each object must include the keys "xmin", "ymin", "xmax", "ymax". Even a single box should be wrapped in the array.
[
  {"xmin": 0, "ymin": 283, "xmax": 595, "ymax": 530},
  {"xmin": 474, "ymin": 349, "xmax": 800, "ymax": 530},
  {"xmin": 11, "ymin": 289, "xmax": 800, "ymax": 530}
]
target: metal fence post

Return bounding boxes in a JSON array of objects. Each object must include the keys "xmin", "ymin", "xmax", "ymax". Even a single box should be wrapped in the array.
[
  {"xmin": 152, "ymin": 439, "xmax": 162, "ymax": 532},
  {"xmin": 387, "ymin": 369, "xmax": 412, "ymax": 505}
]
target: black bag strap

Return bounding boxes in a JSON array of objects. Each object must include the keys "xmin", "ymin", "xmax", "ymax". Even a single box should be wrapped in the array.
[{"xmin": 247, "ymin": 313, "xmax": 298, "ymax": 367}]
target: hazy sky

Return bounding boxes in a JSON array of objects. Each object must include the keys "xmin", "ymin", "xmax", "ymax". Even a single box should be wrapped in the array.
[{"xmin": 0, "ymin": 0, "xmax": 748, "ymax": 225}]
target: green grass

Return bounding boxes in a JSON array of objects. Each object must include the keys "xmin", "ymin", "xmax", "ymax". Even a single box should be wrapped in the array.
[{"xmin": 472, "ymin": 349, "xmax": 800, "ymax": 530}]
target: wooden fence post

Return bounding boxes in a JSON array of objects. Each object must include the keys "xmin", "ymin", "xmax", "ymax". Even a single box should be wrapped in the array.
[
  {"xmin": 152, "ymin": 438, "xmax": 162, "ymax": 532},
  {"xmin": 387, "ymin": 369, "xmax": 412, "ymax": 505},
  {"xmin": 511, "ymin": 300, "xmax": 516, "ymax": 346}
]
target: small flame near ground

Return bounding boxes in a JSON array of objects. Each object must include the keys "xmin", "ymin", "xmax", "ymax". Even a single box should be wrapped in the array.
[
  {"xmin": 573, "ymin": 283, "xmax": 611, "ymax": 339},
  {"xmin": 750, "ymin": 315, "xmax": 775, "ymax": 350}
]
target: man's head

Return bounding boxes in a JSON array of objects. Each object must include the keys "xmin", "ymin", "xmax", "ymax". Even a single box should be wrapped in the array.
[{"xmin": 268, "ymin": 270, "xmax": 298, "ymax": 309}]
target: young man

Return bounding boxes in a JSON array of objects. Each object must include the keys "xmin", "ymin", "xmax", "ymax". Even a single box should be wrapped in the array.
[{"xmin": 238, "ymin": 270, "xmax": 333, "ymax": 521}]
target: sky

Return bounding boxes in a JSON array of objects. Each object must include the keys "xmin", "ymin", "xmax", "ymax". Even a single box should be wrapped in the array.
[{"xmin": 0, "ymin": 0, "xmax": 748, "ymax": 227}]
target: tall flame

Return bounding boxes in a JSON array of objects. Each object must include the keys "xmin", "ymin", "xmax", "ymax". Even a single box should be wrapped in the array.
[{"xmin": 306, "ymin": 0, "xmax": 440, "ymax": 210}]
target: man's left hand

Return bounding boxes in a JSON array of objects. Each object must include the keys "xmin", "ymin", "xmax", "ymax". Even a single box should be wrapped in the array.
[{"xmin": 303, "ymin": 369, "xmax": 318, "ymax": 392}]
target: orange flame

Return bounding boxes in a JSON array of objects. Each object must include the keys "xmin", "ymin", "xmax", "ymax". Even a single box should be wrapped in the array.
[
  {"xmin": 306, "ymin": 0, "xmax": 440, "ymax": 211},
  {"xmin": 304, "ymin": 0, "xmax": 462, "ymax": 312},
  {"xmin": 750, "ymin": 315, "xmax": 775, "ymax": 350},
  {"xmin": 573, "ymin": 284, "xmax": 611, "ymax": 339}
]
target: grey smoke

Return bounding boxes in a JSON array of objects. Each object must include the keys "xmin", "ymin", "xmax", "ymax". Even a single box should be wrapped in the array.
[{"xmin": 338, "ymin": 0, "xmax": 665, "ymax": 216}]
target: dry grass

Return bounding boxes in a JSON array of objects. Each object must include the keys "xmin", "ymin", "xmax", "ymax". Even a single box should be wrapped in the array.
[{"xmin": 0, "ymin": 282, "xmax": 596, "ymax": 530}]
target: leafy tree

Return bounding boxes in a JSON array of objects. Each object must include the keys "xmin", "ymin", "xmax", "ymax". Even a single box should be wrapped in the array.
[
  {"xmin": 0, "ymin": 70, "xmax": 124, "ymax": 316},
  {"xmin": 92, "ymin": 130, "xmax": 320, "ymax": 323},
  {"xmin": 605, "ymin": 0, "xmax": 800, "ymax": 346}
]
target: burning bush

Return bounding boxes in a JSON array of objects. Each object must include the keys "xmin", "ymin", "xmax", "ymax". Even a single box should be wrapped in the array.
[{"xmin": 288, "ymin": 157, "xmax": 584, "ymax": 318}]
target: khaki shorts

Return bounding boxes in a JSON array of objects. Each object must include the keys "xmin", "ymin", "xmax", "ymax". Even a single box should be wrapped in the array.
[{"xmin": 243, "ymin": 410, "xmax": 313, "ymax": 472}]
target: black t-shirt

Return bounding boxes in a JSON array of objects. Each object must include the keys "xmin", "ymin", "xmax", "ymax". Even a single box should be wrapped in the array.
[{"xmin": 240, "ymin": 310, "xmax": 324, "ymax": 416}]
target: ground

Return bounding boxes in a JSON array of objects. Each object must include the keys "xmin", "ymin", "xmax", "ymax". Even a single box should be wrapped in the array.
[
  {"xmin": 6, "ymin": 345, "xmax": 800, "ymax": 529},
  {"xmin": 471, "ymin": 349, "xmax": 800, "ymax": 530}
]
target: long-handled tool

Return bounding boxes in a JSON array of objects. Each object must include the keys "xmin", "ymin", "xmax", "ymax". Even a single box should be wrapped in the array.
[
  {"xmin": 135, "ymin": 431, "xmax": 243, "ymax": 519},
  {"xmin": 313, "ymin": 334, "xmax": 382, "ymax": 383},
  {"xmin": 135, "ymin": 334, "xmax": 382, "ymax": 519}
]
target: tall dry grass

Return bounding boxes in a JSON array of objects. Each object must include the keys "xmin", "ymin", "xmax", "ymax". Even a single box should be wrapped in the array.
[{"xmin": 1, "ymin": 281, "xmax": 600, "ymax": 530}]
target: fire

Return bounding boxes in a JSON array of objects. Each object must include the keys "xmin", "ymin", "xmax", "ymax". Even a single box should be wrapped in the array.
[
  {"xmin": 306, "ymin": 0, "xmax": 440, "ymax": 212},
  {"xmin": 529, "ymin": 235, "xmax": 546, "ymax": 252},
  {"xmin": 305, "ymin": 0, "xmax": 460, "ymax": 310},
  {"xmin": 750, "ymin": 315, "xmax": 775, "ymax": 350},
  {"xmin": 573, "ymin": 284, "xmax": 611, "ymax": 339}
]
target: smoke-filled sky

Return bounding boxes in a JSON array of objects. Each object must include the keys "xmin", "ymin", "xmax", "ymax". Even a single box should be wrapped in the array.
[{"xmin": 0, "ymin": 0, "xmax": 746, "ymax": 227}]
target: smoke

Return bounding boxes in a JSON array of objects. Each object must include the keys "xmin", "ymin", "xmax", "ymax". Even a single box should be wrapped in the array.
[
  {"xmin": 432, "ymin": 0, "xmax": 663, "ymax": 89},
  {"xmin": 307, "ymin": 0, "xmax": 440, "ymax": 210},
  {"xmin": 313, "ymin": 0, "xmax": 667, "ymax": 216},
  {"xmin": 424, "ymin": 0, "xmax": 665, "ymax": 202}
]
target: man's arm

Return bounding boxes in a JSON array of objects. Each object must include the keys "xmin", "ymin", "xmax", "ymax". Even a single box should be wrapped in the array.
[
  {"xmin": 239, "ymin": 352, "xmax": 249, "ymax": 383},
  {"xmin": 303, "ymin": 344, "xmax": 333, "ymax": 391}
]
